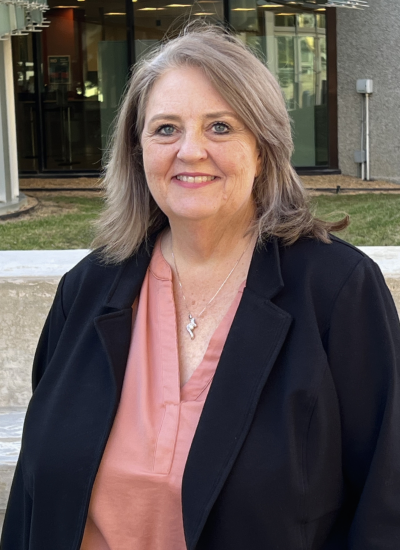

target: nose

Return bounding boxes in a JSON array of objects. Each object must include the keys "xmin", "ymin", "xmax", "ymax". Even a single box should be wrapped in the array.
[{"xmin": 176, "ymin": 129, "xmax": 208, "ymax": 163}]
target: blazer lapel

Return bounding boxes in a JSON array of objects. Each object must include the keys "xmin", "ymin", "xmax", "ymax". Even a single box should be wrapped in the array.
[
  {"xmin": 93, "ymin": 234, "xmax": 159, "ymax": 401},
  {"xmin": 182, "ymin": 238, "xmax": 293, "ymax": 550}
]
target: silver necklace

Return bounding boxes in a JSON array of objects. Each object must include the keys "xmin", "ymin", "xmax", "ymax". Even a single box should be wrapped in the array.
[{"xmin": 171, "ymin": 239, "xmax": 251, "ymax": 340}]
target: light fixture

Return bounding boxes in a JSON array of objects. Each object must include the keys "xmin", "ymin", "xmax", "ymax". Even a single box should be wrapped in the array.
[
  {"xmin": 166, "ymin": 4, "xmax": 192, "ymax": 6},
  {"xmin": 137, "ymin": 6, "xmax": 165, "ymax": 9},
  {"xmin": 259, "ymin": 3, "xmax": 284, "ymax": 7},
  {"xmin": 232, "ymin": 7, "xmax": 256, "ymax": 10},
  {"xmin": 194, "ymin": 11, "xmax": 214, "ymax": 14},
  {"xmin": 104, "ymin": 12, "xmax": 126, "ymax": 15}
]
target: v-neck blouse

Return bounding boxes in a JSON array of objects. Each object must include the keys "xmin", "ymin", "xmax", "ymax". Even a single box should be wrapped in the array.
[{"xmin": 80, "ymin": 238, "xmax": 245, "ymax": 550}]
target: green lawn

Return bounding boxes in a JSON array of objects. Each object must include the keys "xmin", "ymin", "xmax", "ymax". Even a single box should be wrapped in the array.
[
  {"xmin": 0, "ymin": 196, "xmax": 103, "ymax": 250},
  {"xmin": 1, "ymin": 194, "xmax": 400, "ymax": 250},
  {"xmin": 312, "ymin": 194, "xmax": 400, "ymax": 246}
]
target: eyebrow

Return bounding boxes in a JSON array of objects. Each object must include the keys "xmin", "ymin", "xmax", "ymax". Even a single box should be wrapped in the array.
[{"xmin": 147, "ymin": 111, "xmax": 241, "ymax": 125}]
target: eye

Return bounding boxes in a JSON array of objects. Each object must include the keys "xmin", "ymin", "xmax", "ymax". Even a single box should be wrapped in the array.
[
  {"xmin": 156, "ymin": 124, "xmax": 176, "ymax": 136},
  {"xmin": 212, "ymin": 122, "xmax": 230, "ymax": 134}
]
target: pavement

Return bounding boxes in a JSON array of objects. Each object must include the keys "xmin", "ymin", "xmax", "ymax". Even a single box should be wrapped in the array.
[{"xmin": 18, "ymin": 174, "xmax": 400, "ymax": 192}]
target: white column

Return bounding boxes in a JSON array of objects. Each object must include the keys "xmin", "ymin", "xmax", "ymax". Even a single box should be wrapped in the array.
[{"xmin": 0, "ymin": 37, "xmax": 20, "ymax": 209}]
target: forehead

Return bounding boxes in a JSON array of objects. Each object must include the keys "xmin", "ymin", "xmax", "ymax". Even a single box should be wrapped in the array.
[{"xmin": 144, "ymin": 66, "xmax": 235, "ymax": 121}]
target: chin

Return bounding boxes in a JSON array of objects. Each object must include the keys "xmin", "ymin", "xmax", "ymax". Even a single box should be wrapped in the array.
[
  {"xmin": 166, "ymin": 201, "xmax": 221, "ymax": 222},
  {"xmin": 167, "ymin": 206, "xmax": 219, "ymax": 223}
]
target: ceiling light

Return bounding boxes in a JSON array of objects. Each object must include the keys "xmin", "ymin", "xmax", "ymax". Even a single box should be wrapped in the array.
[
  {"xmin": 194, "ymin": 11, "xmax": 214, "ymax": 14},
  {"xmin": 166, "ymin": 4, "xmax": 192, "ymax": 6},
  {"xmin": 138, "ymin": 6, "xmax": 165, "ymax": 9},
  {"xmin": 232, "ymin": 7, "xmax": 256, "ymax": 10},
  {"xmin": 104, "ymin": 12, "xmax": 126, "ymax": 15}
]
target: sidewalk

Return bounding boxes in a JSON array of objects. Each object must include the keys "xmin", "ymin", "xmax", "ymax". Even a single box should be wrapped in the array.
[
  {"xmin": 19, "ymin": 174, "xmax": 400, "ymax": 193},
  {"xmin": 301, "ymin": 174, "xmax": 400, "ymax": 191}
]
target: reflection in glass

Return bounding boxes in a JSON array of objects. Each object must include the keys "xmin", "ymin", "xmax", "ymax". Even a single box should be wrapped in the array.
[
  {"xmin": 275, "ymin": 14, "xmax": 295, "ymax": 27},
  {"xmin": 231, "ymin": 4, "xmax": 328, "ymax": 167},
  {"xmin": 39, "ymin": 1, "xmax": 128, "ymax": 171},
  {"xmin": 134, "ymin": 1, "xmax": 224, "ymax": 62},
  {"xmin": 297, "ymin": 13, "xmax": 315, "ymax": 28},
  {"xmin": 277, "ymin": 36, "xmax": 295, "ymax": 110},
  {"xmin": 12, "ymin": 34, "xmax": 38, "ymax": 172}
]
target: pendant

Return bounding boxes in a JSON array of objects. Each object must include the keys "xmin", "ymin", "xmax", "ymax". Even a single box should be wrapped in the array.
[{"xmin": 186, "ymin": 314, "xmax": 197, "ymax": 340}]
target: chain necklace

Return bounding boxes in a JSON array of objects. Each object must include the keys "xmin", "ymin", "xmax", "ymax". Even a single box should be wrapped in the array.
[{"xmin": 171, "ymin": 238, "xmax": 251, "ymax": 340}]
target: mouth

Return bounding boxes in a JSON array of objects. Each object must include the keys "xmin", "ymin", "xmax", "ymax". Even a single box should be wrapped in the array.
[{"xmin": 175, "ymin": 174, "xmax": 217, "ymax": 184}]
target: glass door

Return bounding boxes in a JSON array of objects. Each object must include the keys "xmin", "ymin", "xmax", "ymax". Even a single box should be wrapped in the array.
[
  {"xmin": 229, "ymin": 3, "xmax": 329, "ymax": 167},
  {"xmin": 40, "ymin": 0, "xmax": 128, "ymax": 171},
  {"xmin": 12, "ymin": 34, "xmax": 39, "ymax": 172},
  {"xmin": 133, "ymin": 0, "xmax": 224, "ymax": 61}
]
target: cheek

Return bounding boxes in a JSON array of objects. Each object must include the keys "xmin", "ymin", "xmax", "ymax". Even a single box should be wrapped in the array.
[
  {"xmin": 143, "ymin": 144, "xmax": 175, "ymax": 179},
  {"xmin": 225, "ymin": 141, "xmax": 259, "ymax": 175}
]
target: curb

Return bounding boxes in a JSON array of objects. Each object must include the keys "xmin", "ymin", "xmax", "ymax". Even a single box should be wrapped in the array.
[{"xmin": 0, "ymin": 196, "xmax": 39, "ymax": 221}]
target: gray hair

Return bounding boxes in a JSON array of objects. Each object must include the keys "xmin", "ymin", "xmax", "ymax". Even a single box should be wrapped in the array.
[{"xmin": 93, "ymin": 23, "xmax": 348, "ymax": 263}]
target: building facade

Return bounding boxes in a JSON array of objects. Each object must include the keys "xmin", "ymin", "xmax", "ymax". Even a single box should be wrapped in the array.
[
  {"xmin": 10, "ymin": 0, "xmax": 394, "ymax": 181},
  {"xmin": 10, "ymin": 0, "xmax": 338, "ymax": 177},
  {"xmin": 336, "ymin": 0, "xmax": 400, "ymax": 183}
]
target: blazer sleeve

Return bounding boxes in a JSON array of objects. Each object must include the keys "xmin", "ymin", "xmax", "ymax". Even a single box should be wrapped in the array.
[
  {"xmin": 0, "ymin": 275, "xmax": 68, "ymax": 550},
  {"xmin": 325, "ymin": 256, "xmax": 400, "ymax": 549},
  {"xmin": 32, "ymin": 274, "xmax": 67, "ymax": 391}
]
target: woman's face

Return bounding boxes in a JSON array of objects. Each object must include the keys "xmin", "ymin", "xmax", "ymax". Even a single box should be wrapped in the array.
[{"xmin": 141, "ymin": 66, "xmax": 261, "ymax": 226}]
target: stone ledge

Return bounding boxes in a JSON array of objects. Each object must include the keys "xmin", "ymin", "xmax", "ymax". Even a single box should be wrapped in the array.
[
  {"xmin": 1, "ymin": 247, "xmax": 400, "ymax": 279},
  {"xmin": 0, "ymin": 249, "xmax": 89, "ymax": 278}
]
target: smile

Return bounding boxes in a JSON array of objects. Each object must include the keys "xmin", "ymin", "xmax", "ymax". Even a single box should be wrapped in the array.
[{"xmin": 176, "ymin": 175, "xmax": 217, "ymax": 183}]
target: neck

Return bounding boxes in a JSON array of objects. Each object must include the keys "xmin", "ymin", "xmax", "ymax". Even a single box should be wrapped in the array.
[{"xmin": 166, "ymin": 203, "xmax": 257, "ymax": 267}]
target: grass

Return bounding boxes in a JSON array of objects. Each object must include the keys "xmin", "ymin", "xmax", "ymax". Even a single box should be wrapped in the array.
[
  {"xmin": 0, "ymin": 196, "xmax": 103, "ymax": 250},
  {"xmin": 312, "ymin": 194, "xmax": 400, "ymax": 246},
  {"xmin": 1, "ymin": 193, "xmax": 400, "ymax": 250}
]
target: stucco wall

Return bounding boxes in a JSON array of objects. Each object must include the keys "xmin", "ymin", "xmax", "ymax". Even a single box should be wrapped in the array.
[{"xmin": 336, "ymin": 0, "xmax": 400, "ymax": 182}]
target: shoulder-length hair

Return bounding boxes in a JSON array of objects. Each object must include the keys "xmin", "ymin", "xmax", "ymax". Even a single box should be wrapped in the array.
[{"xmin": 92, "ymin": 23, "xmax": 348, "ymax": 263}]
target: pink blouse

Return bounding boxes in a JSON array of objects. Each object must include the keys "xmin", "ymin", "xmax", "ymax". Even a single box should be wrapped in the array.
[{"xmin": 80, "ymin": 238, "xmax": 245, "ymax": 550}]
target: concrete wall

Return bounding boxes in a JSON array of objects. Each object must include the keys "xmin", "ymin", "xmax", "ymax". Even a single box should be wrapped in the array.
[
  {"xmin": 336, "ymin": 0, "xmax": 400, "ymax": 182},
  {"xmin": 0, "ymin": 250, "xmax": 88, "ymax": 407},
  {"xmin": 0, "ymin": 279, "xmax": 59, "ymax": 407}
]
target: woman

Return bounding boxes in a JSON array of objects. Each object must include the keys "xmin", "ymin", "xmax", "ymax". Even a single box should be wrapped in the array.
[{"xmin": 2, "ymin": 25, "xmax": 400, "ymax": 550}]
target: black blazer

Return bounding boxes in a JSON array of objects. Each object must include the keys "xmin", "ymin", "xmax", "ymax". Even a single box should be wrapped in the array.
[{"xmin": 2, "ymin": 235, "xmax": 400, "ymax": 550}]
